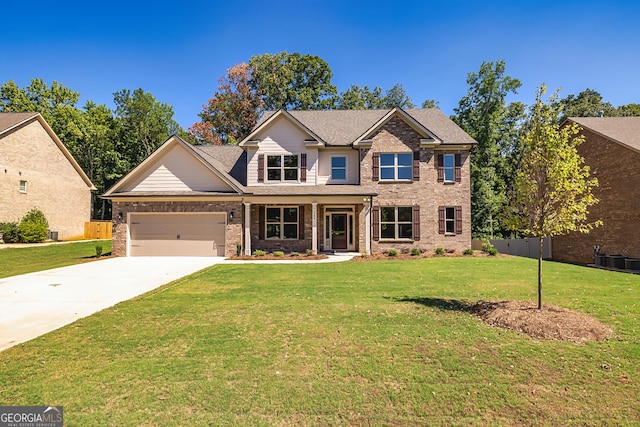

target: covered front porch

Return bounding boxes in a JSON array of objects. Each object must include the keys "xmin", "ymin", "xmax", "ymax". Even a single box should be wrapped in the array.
[{"xmin": 240, "ymin": 193, "xmax": 374, "ymax": 256}]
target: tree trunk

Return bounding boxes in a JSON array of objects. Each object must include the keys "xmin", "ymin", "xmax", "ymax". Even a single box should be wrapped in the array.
[{"xmin": 538, "ymin": 237, "xmax": 544, "ymax": 310}]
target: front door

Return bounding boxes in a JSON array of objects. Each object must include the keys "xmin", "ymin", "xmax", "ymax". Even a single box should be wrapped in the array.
[{"xmin": 331, "ymin": 214, "xmax": 348, "ymax": 250}]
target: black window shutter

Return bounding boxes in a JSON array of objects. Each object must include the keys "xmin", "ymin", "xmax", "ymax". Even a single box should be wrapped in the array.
[
  {"xmin": 300, "ymin": 153, "xmax": 307, "ymax": 182},
  {"xmin": 259, "ymin": 205, "xmax": 265, "ymax": 240},
  {"xmin": 413, "ymin": 151, "xmax": 420, "ymax": 181},
  {"xmin": 438, "ymin": 206, "xmax": 445, "ymax": 234},
  {"xmin": 437, "ymin": 154, "xmax": 444, "ymax": 183},
  {"xmin": 372, "ymin": 205, "xmax": 380, "ymax": 241},
  {"xmin": 455, "ymin": 154, "xmax": 462, "ymax": 182},
  {"xmin": 372, "ymin": 152, "xmax": 379, "ymax": 181},
  {"xmin": 298, "ymin": 206, "xmax": 305, "ymax": 240},
  {"xmin": 258, "ymin": 154, "xmax": 264, "ymax": 182},
  {"xmin": 412, "ymin": 205, "xmax": 420, "ymax": 240},
  {"xmin": 455, "ymin": 206, "xmax": 463, "ymax": 234}
]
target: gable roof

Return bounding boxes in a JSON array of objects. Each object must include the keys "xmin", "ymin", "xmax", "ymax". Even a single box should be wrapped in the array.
[
  {"xmin": 103, "ymin": 135, "xmax": 245, "ymax": 197},
  {"xmin": 567, "ymin": 117, "xmax": 640, "ymax": 152},
  {"xmin": 0, "ymin": 112, "xmax": 95, "ymax": 190},
  {"xmin": 245, "ymin": 108, "xmax": 476, "ymax": 147}
]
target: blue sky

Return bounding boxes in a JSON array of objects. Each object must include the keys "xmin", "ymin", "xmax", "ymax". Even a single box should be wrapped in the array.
[{"xmin": 3, "ymin": 0, "xmax": 639, "ymax": 130}]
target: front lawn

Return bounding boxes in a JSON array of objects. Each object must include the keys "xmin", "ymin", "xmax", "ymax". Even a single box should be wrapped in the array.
[
  {"xmin": 0, "ymin": 240, "xmax": 112, "ymax": 278},
  {"xmin": 0, "ymin": 257, "xmax": 638, "ymax": 425}
]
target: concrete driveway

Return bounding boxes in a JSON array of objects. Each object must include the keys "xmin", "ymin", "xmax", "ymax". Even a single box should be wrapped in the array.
[{"xmin": 0, "ymin": 257, "xmax": 224, "ymax": 351}]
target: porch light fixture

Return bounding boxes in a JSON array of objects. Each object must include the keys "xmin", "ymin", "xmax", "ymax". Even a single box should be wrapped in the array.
[
  {"xmin": 229, "ymin": 211, "xmax": 234, "ymax": 220},
  {"xmin": 117, "ymin": 212, "xmax": 123, "ymax": 220}
]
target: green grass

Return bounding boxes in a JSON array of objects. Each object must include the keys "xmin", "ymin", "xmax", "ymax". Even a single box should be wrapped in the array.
[
  {"xmin": 1, "ymin": 256, "xmax": 639, "ymax": 425},
  {"xmin": 0, "ymin": 240, "xmax": 112, "ymax": 278}
]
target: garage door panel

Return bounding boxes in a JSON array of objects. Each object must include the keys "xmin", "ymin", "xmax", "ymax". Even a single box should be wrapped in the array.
[{"xmin": 130, "ymin": 213, "xmax": 226, "ymax": 256}]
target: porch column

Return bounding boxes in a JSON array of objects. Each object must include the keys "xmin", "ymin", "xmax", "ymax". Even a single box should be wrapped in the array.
[
  {"xmin": 312, "ymin": 203, "xmax": 318, "ymax": 254},
  {"xmin": 365, "ymin": 202, "xmax": 371, "ymax": 255},
  {"xmin": 243, "ymin": 202, "xmax": 252, "ymax": 255}
]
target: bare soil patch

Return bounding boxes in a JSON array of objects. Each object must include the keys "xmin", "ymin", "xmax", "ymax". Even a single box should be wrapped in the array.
[{"xmin": 469, "ymin": 300, "xmax": 615, "ymax": 343}]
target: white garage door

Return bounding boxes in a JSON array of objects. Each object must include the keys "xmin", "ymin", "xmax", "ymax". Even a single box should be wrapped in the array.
[{"xmin": 130, "ymin": 213, "xmax": 226, "ymax": 256}]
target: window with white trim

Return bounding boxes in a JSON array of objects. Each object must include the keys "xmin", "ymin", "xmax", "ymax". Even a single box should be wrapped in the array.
[
  {"xmin": 445, "ymin": 207, "xmax": 455, "ymax": 234},
  {"xmin": 380, "ymin": 153, "xmax": 412, "ymax": 181},
  {"xmin": 266, "ymin": 207, "xmax": 298, "ymax": 239},
  {"xmin": 19, "ymin": 180, "xmax": 27, "ymax": 193},
  {"xmin": 331, "ymin": 156, "xmax": 347, "ymax": 180},
  {"xmin": 443, "ymin": 154, "xmax": 455, "ymax": 182},
  {"xmin": 267, "ymin": 154, "xmax": 298, "ymax": 182},
  {"xmin": 380, "ymin": 206, "xmax": 413, "ymax": 239}
]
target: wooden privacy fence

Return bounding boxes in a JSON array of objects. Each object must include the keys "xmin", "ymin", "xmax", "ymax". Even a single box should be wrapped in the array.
[{"xmin": 84, "ymin": 221, "xmax": 112, "ymax": 239}]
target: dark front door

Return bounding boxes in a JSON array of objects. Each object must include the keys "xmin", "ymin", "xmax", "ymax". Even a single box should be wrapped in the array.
[{"xmin": 331, "ymin": 214, "xmax": 347, "ymax": 250}]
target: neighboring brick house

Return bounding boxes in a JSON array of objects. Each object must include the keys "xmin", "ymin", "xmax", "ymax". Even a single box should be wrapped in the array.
[
  {"xmin": 0, "ymin": 112, "xmax": 95, "ymax": 240},
  {"xmin": 104, "ymin": 107, "xmax": 476, "ymax": 257},
  {"xmin": 553, "ymin": 117, "xmax": 640, "ymax": 264}
]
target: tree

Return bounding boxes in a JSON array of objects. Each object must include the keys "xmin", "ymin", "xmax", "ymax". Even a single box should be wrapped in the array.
[
  {"xmin": 616, "ymin": 103, "xmax": 640, "ymax": 116},
  {"xmin": 334, "ymin": 83, "xmax": 417, "ymax": 110},
  {"xmin": 453, "ymin": 60, "xmax": 524, "ymax": 238},
  {"xmin": 558, "ymin": 88, "xmax": 616, "ymax": 121},
  {"xmin": 334, "ymin": 85, "xmax": 386, "ymax": 109},
  {"xmin": 189, "ymin": 63, "xmax": 264, "ymax": 145},
  {"xmin": 422, "ymin": 99, "xmax": 440, "ymax": 109},
  {"xmin": 113, "ymin": 88, "xmax": 180, "ymax": 168},
  {"xmin": 383, "ymin": 84, "xmax": 415, "ymax": 108},
  {"xmin": 505, "ymin": 85, "xmax": 601, "ymax": 309},
  {"xmin": 249, "ymin": 52, "xmax": 337, "ymax": 110}
]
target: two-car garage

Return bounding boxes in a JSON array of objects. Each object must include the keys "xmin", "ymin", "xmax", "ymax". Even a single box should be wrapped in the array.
[{"xmin": 129, "ymin": 213, "xmax": 226, "ymax": 257}]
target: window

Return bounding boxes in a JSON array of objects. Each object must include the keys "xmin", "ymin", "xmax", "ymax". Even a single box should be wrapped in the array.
[
  {"xmin": 267, "ymin": 154, "xmax": 298, "ymax": 182},
  {"xmin": 438, "ymin": 206, "xmax": 462, "ymax": 234},
  {"xmin": 443, "ymin": 154, "xmax": 455, "ymax": 182},
  {"xmin": 19, "ymin": 180, "xmax": 27, "ymax": 193},
  {"xmin": 380, "ymin": 207, "xmax": 413, "ymax": 239},
  {"xmin": 266, "ymin": 207, "xmax": 298, "ymax": 239},
  {"xmin": 331, "ymin": 156, "xmax": 347, "ymax": 180},
  {"xmin": 380, "ymin": 153, "xmax": 412, "ymax": 181},
  {"xmin": 445, "ymin": 207, "xmax": 455, "ymax": 233},
  {"xmin": 438, "ymin": 153, "xmax": 461, "ymax": 183}
]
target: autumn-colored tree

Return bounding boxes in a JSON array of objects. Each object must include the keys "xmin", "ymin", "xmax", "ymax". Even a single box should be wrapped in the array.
[
  {"xmin": 190, "ymin": 63, "xmax": 264, "ymax": 145},
  {"xmin": 505, "ymin": 85, "xmax": 601, "ymax": 309}
]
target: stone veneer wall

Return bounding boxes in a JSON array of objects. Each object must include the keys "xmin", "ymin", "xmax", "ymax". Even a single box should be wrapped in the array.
[
  {"xmin": 360, "ymin": 117, "xmax": 472, "ymax": 253},
  {"xmin": 111, "ymin": 200, "xmax": 243, "ymax": 257},
  {"xmin": 552, "ymin": 128, "xmax": 640, "ymax": 264}
]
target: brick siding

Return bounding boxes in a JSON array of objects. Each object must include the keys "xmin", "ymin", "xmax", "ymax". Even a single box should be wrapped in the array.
[{"xmin": 552, "ymin": 128, "xmax": 640, "ymax": 264}]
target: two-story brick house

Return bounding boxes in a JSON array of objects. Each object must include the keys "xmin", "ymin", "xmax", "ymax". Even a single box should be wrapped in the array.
[{"xmin": 104, "ymin": 107, "xmax": 476, "ymax": 257}]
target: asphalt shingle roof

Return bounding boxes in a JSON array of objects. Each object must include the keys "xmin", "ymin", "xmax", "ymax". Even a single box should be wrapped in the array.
[
  {"xmin": 0, "ymin": 112, "xmax": 39, "ymax": 135},
  {"xmin": 257, "ymin": 108, "xmax": 476, "ymax": 146},
  {"xmin": 568, "ymin": 117, "xmax": 640, "ymax": 152}
]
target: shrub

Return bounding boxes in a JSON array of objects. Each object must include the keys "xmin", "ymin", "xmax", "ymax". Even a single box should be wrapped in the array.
[
  {"xmin": 236, "ymin": 242, "xmax": 242, "ymax": 256},
  {"xmin": 411, "ymin": 247, "xmax": 421, "ymax": 256},
  {"xmin": 463, "ymin": 248, "xmax": 474, "ymax": 256},
  {"xmin": 95, "ymin": 244, "xmax": 103, "ymax": 258},
  {"xmin": 388, "ymin": 249, "xmax": 398, "ymax": 257},
  {"xmin": 481, "ymin": 241, "xmax": 496, "ymax": 254},
  {"xmin": 488, "ymin": 247, "xmax": 499, "ymax": 256},
  {"xmin": 253, "ymin": 250, "xmax": 266, "ymax": 257},
  {"xmin": 435, "ymin": 247, "xmax": 444, "ymax": 255},
  {"xmin": 290, "ymin": 251, "xmax": 300, "ymax": 257},
  {"xmin": 18, "ymin": 208, "xmax": 49, "ymax": 243},
  {"xmin": 306, "ymin": 249, "xmax": 314, "ymax": 256},
  {"xmin": 0, "ymin": 222, "xmax": 21, "ymax": 243},
  {"xmin": 273, "ymin": 251, "xmax": 284, "ymax": 257}
]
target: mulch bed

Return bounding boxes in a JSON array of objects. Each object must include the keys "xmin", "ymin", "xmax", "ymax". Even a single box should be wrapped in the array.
[
  {"xmin": 228, "ymin": 254, "xmax": 329, "ymax": 261},
  {"xmin": 468, "ymin": 300, "xmax": 616, "ymax": 343},
  {"xmin": 351, "ymin": 250, "xmax": 505, "ymax": 261}
]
